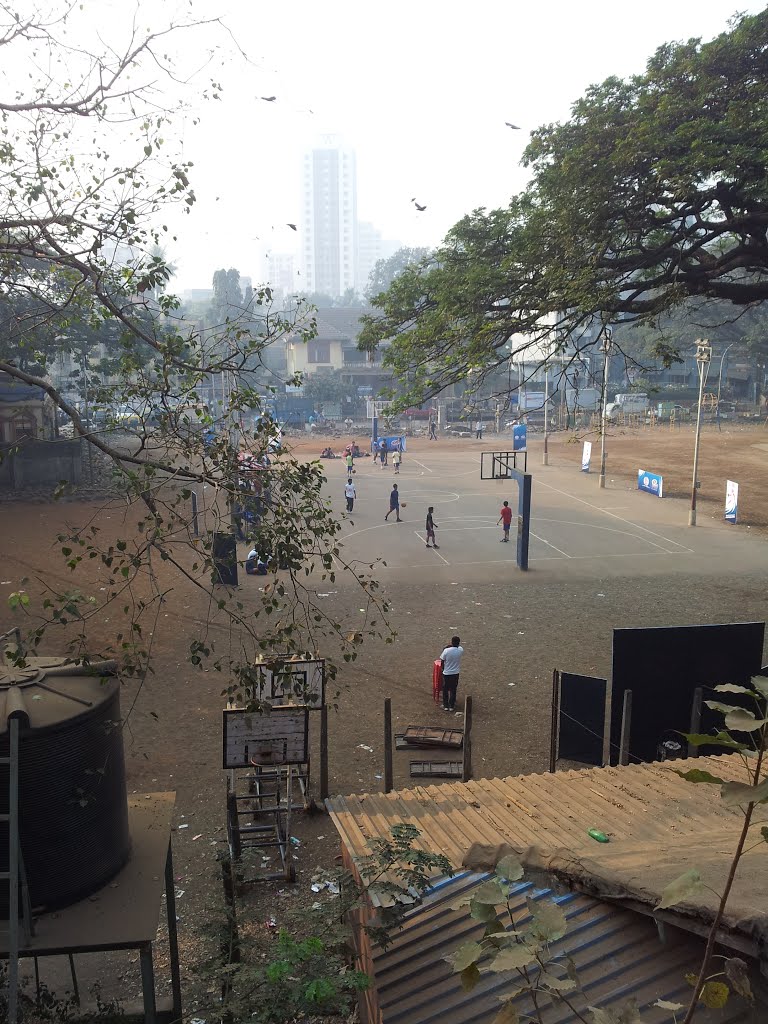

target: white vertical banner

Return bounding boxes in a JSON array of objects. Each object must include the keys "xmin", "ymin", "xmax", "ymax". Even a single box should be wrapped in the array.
[
  {"xmin": 725, "ymin": 480, "xmax": 739, "ymax": 523},
  {"xmin": 581, "ymin": 441, "xmax": 592, "ymax": 472}
]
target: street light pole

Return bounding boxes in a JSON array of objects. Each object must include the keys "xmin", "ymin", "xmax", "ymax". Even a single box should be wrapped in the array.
[
  {"xmin": 542, "ymin": 363, "xmax": 549, "ymax": 465},
  {"xmin": 716, "ymin": 341, "xmax": 735, "ymax": 433},
  {"xmin": 688, "ymin": 339, "xmax": 712, "ymax": 527},
  {"xmin": 598, "ymin": 327, "xmax": 612, "ymax": 489}
]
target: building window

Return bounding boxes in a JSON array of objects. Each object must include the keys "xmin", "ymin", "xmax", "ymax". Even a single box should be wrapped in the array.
[{"xmin": 308, "ymin": 341, "xmax": 331, "ymax": 364}]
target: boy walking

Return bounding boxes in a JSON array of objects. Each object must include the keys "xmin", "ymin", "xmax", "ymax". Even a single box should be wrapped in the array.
[
  {"xmin": 385, "ymin": 483, "xmax": 401, "ymax": 521},
  {"xmin": 344, "ymin": 477, "xmax": 356, "ymax": 513},
  {"xmin": 425, "ymin": 506, "xmax": 439, "ymax": 548},
  {"xmin": 498, "ymin": 500, "xmax": 513, "ymax": 542},
  {"xmin": 392, "ymin": 449, "xmax": 402, "ymax": 474},
  {"xmin": 345, "ymin": 450, "xmax": 354, "ymax": 474},
  {"xmin": 439, "ymin": 635, "xmax": 464, "ymax": 712}
]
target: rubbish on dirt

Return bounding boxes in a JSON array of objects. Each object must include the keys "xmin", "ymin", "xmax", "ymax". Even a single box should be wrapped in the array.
[
  {"xmin": 357, "ymin": 744, "xmax": 373, "ymax": 752},
  {"xmin": 374, "ymin": 774, "xmax": 383, "ymax": 779},
  {"xmin": 597, "ymin": 593, "xmax": 606, "ymax": 598},
  {"xmin": 192, "ymin": 834, "xmax": 203, "ymax": 841},
  {"xmin": 508, "ymin": 683, "xmax": 516, "ymax": 687},
  {"xmin": 290, "ymin": 836, "xmax": 301, "ymax": 846},
  {"xmin": 178, "ymin": 824, "xmax": 189, "ymax": 829},
  {"xmin": 175, "ymin": 889, "xmax": 185, "ymax": 899}
]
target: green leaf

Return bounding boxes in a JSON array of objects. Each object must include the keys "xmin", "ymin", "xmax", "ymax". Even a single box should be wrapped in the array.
[
  {"xmin": 705, "ymin": 700, "xmax": 740, "ymax": 715},
  {"xmin": 761, "ymin": 826, "xmax": 768, "ymax": 844},
  {"xmin": 589, "ymin": 999, "xmax": 641, "ymax": 1024},
  {"xmin": 751, "ymin": 676, "xmax": 768, "ymax": 700},
  {"xmin": 682, "ymin": 732, "xmax": 746, "ymax": 750},
  {"xmin": 657, "ymin": 869, "xmax": 704, "ymax": 910},
  {"xmin": 471, "ymin": 879, "xmax": 508, "ymax": 904},
  {"xmin": 469, "ymin": 897, "xmax": 500, "ymax": 924},
  {"xmin": 460, "ymin": 963, "xmax": 481, "ymax": 992},
  {"xmin": 721, "ymin": 778, "xmax": 768, "ymax": 806},
  {"xmin": 495, "ymin": 853, "xmax": 524, "ymax": 882},
  {"xmin": 488, "ymin": 943, "xmax": 538, "ymax": 973},
  {"xmin": 448, "ymin": 941, "xmax": 483, "ymax": 973},
  {"xmin": 724, "ymin": 957, "xmax": 752, "ymax": 1001},
  {"xmin": 714, "ymin": 683, "xmax": 756, "ymax": 695},
  {"xmin": 525, "ymin": 896, "xmax": 567, "ymax": 942},
  {"xmin": 674, "ymin": 768, "xmax": 726, "ymax": 785},
  {"xmin": 724, "ymin": 709, "xmax": 768, "ymax": 732},
  {"xmin": 491, "ymin": 1003, "xmax": 520, "ymax": 1024},
  {"xmin": 700, "ymin": 980, "xmax": 729, "ymax": 1009},
  {"xmin": 540, "ymin": 971, "xmax": 578, "ymax": 993}
]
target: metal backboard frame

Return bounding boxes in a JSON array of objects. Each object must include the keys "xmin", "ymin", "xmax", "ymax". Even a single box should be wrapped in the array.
[
  {"xmin": 251, "ymin": 658, "xmax": 325, "ymax": 708},
  {"xmin": 222, "ymin": 707, "xmax": 309, "ymax": 768},
  {"xmin": 480, "ymin": 450, "xmax": 528, "ymax": 478}
]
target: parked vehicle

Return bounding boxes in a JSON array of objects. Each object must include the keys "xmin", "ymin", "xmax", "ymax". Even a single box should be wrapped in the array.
[{"xmin": 606, "ymin": 393, "xmax": 649, "ymax": 419}]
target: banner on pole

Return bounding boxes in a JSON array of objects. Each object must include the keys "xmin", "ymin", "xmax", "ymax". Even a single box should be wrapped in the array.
[
  {"xmin": 637, "ymin": 469, "xmax": 663, "ymax": 497},
  {"xmin": 725, "ymin": 480, "xmax": 738, "ymax": 523},
  {"xmin": 373, "ymin": 435, "xmax": 406, "ymax": 453},
  {"xmin": 512, "ymin": 424, "xmax": 527, "ymax": 451},
  {"xmin": 581, "ymin": 441, "xmax": 592, "ymax": 472}
]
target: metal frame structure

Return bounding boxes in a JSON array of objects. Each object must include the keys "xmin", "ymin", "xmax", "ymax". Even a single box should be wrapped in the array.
[{"xmin": 480, "ymin": 449, "xmax": 528, "ymax": 478}]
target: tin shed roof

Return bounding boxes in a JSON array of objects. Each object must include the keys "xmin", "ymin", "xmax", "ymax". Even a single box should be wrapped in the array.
[
  {"xmin": 373, "ymin": 871, "xmax": 762, "ymax": 1024},
  {"xmin": 327, "ymin": 755, "xmax": 756, "ymax": 869}
]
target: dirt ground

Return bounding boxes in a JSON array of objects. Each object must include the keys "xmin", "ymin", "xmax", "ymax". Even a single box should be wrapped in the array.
[{"xmin": 2, "ymin": 423, "xmax": 767, "ymax": 1016}]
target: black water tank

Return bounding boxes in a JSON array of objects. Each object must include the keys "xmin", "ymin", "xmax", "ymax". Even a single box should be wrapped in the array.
[{"xmin": 0, "ymin": 658, "xmax": 131, "ymax": 914}]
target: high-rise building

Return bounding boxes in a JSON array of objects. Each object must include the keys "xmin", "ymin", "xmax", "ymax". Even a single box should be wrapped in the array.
[
  {"xmin": 263, "ymin": 253, "xmax": 296, "ymax": 295},
  {"xmin": 357, "ymin": 222, "xmax": 402, "ymax": 295},
  {"xmin": 301, "ymin": 135, "xmax": 358, "ymax": 297}
]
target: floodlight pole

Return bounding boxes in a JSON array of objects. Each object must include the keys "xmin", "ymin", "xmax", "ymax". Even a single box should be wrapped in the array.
[
  {"xmin": 688, "ymin": 339, "xmax": 712, "ymax": 527},
  {"xmin": 598, "ymin": 328, "xmax": 612, "ymax": 489}
]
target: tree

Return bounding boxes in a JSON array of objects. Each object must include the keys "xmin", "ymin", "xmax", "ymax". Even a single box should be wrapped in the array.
[
  {"xmin": 301, "ymin": 368, "xmax": 359, "ymax": 409},
  {"xmin": 365, "ymin": 247, "xmax": 431, "ymax": 299},
  {"xmin": 0, "ymin": 4, "xmax": 390, "ymax": 696},
  {"xmin": 360, "ymin": 12, "xmax": 768, "ymax": 408}
]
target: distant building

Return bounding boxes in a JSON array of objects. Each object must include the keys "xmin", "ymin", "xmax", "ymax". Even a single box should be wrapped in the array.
[
  {"xmin": 264, "ymin": 252, "xmax": 297, "ymax": 295},
  {"xmin": 0, "ymin": 372, "xmax": 55, "ymax": 444},
  {"xmin": 181, "ymin": 288, "xmax": 214, "ymax": 304},
  {"xmin": 301, "ymin": 135, "xmax": 358, "ymax": 297},
  {"xmin": 357, "ymin": 223, "xmax": 401, "ymax": 295},
  {"xmin": 285, "ymin": 307, "xmax": 391, "ymax": 392}
]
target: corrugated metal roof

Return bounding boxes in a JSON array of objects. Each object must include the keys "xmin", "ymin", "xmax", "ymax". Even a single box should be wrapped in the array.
[
  {"xmin": 327, "ymin": 755, "xmax": 762, "ymax": 874},
  {"xmin": 374, "ymin": 871, "xmax": 761, "ymax": 1024}
]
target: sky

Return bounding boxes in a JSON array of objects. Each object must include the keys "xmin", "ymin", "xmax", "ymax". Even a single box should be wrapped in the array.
[{"xmin": 151, "ymin": 1, "xmax": 765, "ymax": 291}]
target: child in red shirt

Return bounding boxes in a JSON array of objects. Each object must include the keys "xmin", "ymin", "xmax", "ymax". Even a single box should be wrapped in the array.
[{"xmin": 498, "ymin": 500, "xmax": 513, "ymax": 542}]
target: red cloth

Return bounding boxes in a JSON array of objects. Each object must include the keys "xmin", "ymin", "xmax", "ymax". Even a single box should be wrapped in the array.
[{"xmin": 500, "ymin": 505, "xmax": 513, "ymax": 526}]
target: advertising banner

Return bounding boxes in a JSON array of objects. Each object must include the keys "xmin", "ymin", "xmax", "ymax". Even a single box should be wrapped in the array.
[
  {"xmin": 373, "ymin": 435, "xmax": 406, "ymax": 453},
  {"xmin": 512, "ymin": 424, "xmax": 528, "ymax": 451},
  {"xmin": 725, "ymin": 480, "xmax": 738, "ymax": 523},
  {"xmin": 581, "ymin": 441, "xmax": 592, "ymax": 472},
  {"xmin": 637, "ymin": 469, "xmax": 663, "ymax": 497}
]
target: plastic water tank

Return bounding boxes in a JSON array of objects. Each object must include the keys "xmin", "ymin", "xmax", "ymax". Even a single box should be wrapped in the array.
[{"xmin": 0, "ymin": 656, "xmax": 131, "ymax": 914}]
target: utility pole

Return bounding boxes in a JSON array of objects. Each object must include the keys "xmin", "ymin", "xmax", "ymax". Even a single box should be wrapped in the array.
[
  {"xmin": 542, "ymin": 364, "xmax": 549, "ymax": 465},
  {"xmin": 598, "ymin": 328, "xmax": 612, "ymax": 489},
  {"xmin": 689, "ymin": 339, "xmax": 712, "ymax": 527}
]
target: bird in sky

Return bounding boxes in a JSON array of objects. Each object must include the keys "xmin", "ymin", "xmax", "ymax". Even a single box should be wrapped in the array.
[
  {"xmin": 411, "ymin": 198, "xmax": 427, "ymax": 212},
  {"xmin": 261, "ymin": 96, "xmax": 277, "ymax": 102},
  {"xmin": 505, "ymin": 122, "xmax": 521, "ymax": 129},
  {"xmin": 287, "ymin": 223, "xmax": 297, "ymax": 231}
]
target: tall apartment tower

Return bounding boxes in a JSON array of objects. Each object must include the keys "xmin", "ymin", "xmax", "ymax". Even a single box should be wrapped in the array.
[{"xmin": 301, "ymin": 135, "xmax": 358, "ymax": 297}]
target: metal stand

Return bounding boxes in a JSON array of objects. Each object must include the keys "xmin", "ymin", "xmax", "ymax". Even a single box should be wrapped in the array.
[{"xmin": 226, "ymin": 762, "xmax": 300, "ymax": 882}]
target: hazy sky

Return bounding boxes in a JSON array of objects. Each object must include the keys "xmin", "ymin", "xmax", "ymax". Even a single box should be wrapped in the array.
[{"xmin": 167, "ymin": 1, "xmax": 763, "ymax": 291}]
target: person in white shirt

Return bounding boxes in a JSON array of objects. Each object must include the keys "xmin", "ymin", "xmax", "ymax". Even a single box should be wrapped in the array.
[
  {"xmin": 439, "ymin": 635, "xmax": 464, "ymax": 712},
  {"xmin": 344, "ymin": 477, "xmax": 357, "ymax": 513}
]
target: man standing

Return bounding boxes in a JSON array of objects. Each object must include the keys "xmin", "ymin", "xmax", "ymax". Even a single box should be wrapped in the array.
[
  {"xmin": 344, "ymin": 477, "xmax": 356, "ymax": 513},
  {"xmin": 439, "ymin": 635, "xmax": 464, "ymax": 712},
  {"xmin": 385, "ymin": 483, "xmax": 401, "ymax": 521},
  {"xmin": 428, "ymin": 418, "xmax": 437, "ymax": 441},
  {"xmin": 475, "ymin": 419, "xmax": 483, "ymax": 439},
  {"xmin": 498, "ymin": 500, "xmax": 513, "ymax": 542},
  {"xmin": 425, "ymin": 506, "xmax": 439, "ymax": 548},
  {"xmin": 379, "ymin": 438, "xmax": 388, "ymax": 467},
  {"xmin": 345, "ymin": 450, "xmax": 354, "ymax": 474}
]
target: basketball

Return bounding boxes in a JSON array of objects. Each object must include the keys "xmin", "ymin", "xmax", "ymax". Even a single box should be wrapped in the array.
[{"xmin": 401, "ymin": 502, "xmax": 407, "ymax": 507}]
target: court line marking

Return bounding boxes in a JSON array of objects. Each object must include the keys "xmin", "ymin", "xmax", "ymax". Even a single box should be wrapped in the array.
[
  {"xmin": 534, "ymin": 477, "xmax": 694, "ymax": 553},
  {"xmin": 408, "ymin": 456, "xmax": 434, "ymax": 474},
  {"xmin": 412, "ymin": 531, "xmax": 450, "ymax": 565},
  {"xmin": 374, "ymin": 549, "xmax": 693, "ymax": 569},
  {"xmin": 530, "ymin": 530, "xmax": 572, "ymax": 558}
]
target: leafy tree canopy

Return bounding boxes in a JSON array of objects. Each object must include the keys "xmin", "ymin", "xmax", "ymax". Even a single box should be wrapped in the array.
[
  {"xmin": 360, "ymin": 11, "xmax": 768, "ymax": 407},
  {"xmin": 366, "ymin": 247, "xmax": 432, "ymax": 299}
]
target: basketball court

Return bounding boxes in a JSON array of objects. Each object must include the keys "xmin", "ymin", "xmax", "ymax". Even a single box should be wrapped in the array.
[{"xmin": 330, "ymin": 441, "xmax": 768, "ymax": 582}]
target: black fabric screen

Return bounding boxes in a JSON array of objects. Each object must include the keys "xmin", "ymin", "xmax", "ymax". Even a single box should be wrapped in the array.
[
  {"xmin": 558, "ymin": 672, "xmax": 607, "ymax": 767},
  {"xmin": 610, "ymin": 623, "xmax": 765, "ymax": 764}
]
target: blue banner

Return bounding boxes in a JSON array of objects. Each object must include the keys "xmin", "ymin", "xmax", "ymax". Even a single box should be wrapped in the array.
[
  {"xmin": 373, "ymin": 435, "xmax": 406, "ymax": 453},
  {"xmin": 725, "ymin": 480, "xmax": 738, "ymax": 523},
  {"xmin": 512, "ymin": 424, "xmax": 527, "ymax": 451},
  {"xmin": 637, "ymin": 469, "xmax": 663, "ymax": 497}
]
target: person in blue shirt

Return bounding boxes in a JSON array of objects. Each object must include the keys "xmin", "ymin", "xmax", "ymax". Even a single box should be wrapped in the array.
[{"xmin": 384, "ymin": 483, "xmax": 401, "ymax": 522}]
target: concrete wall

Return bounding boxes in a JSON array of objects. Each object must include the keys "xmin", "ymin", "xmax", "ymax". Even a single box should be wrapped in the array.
[{"xmin": 0, "ymin": 438, "xmax": 83, "ymax": 490}]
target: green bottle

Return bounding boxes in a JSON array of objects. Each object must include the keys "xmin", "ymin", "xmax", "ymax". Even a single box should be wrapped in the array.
[{"xmin": 588, "ymin": 828, "xmax": 609, "ymax": 843}]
